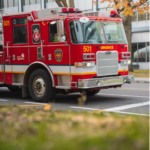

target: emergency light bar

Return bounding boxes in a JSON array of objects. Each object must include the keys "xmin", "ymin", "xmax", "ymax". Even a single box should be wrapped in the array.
[
  {"xmin": 62, "ymin": 8, "xmax": 82, "ymax": 13},
  {"xmin": 38, "ymin": 7, "xmax": 83, "ymax": 19},
  {"xmin": 83, "ymin": 10, "xmax": 120, "ymax": 18}
]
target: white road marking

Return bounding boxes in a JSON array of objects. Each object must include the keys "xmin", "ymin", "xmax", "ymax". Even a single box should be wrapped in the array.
[
  {"xmin": 0, "ymin": 99, "xmax": 8, "ymax": 102},
  {"xmin": 70, "ymin": 101, "xmax": 149, "ymax": 113},
  {"xmin": 112, "ymin": 111, "xmax": 149, "ymax": 116},
  {"xmin": 24, "ymin": 102, "xmax": 49, "ymax": 105},
  {"xmin": 98, "ymin": 93, "xmax": 149, "ymax": 99},
  {"xmin": 70, "ymin": 106, "xmax": 100, "ymax": 111},
  {"xmin": 104, "ymin": 101, "xmax": 149, "ymax": 111}
]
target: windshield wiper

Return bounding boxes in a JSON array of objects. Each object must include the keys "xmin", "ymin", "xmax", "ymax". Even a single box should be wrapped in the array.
[{"xmin": 108, "ymin": 40, "xmax": 125, "ymax": 49}]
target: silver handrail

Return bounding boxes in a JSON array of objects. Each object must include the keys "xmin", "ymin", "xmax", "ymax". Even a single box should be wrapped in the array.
[{"xmin": 7, "ymin": 41, "xmax": 10, "ymax": 58}]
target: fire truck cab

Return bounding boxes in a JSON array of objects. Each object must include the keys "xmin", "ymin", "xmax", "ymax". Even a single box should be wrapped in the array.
[{"xmin": 0, "ymin": 8, "xmax": 134, "ymax": 102}]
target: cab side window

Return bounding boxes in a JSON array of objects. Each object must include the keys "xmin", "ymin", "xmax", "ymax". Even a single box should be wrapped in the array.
[
  {"xmin": 49, "ymin": 22, "xmax": 67, "ymax": 43},
  {"xmin": 13, "ymin": 17, "xmax": 27, "ymax": 44},
  {"xmin": 49, "ymin": 23, "xmax": 58, "ymax": 43}
]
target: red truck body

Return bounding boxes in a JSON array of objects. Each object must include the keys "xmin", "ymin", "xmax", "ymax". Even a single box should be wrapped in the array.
[{"xmin": 0, "ymin": 8, "xmax": 133, "ymax": 101}]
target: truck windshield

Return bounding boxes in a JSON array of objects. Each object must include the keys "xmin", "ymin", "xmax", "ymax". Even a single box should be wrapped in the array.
[
  {"xmin": 103, "ymin": 22, "xmax": 127, "ymax": 44},
  {"xmin": 69, "ymin": 21, "xmax": 127, "ymax": 44},
  {"xmin": 69, "ymin": 21, "xmax": 106, "ymax": 44}
]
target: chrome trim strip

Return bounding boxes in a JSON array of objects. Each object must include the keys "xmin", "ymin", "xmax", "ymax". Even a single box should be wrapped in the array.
[
  {"xmin": 78, "ymin": 76, "xmax": 124, "ymax": 89},
  {"xmin": 12, "ymin": 83, "xmax": 23, "ymax": 86},
  {"xmin": 56, "ymin": 86, "xmax": 71, "ymax": 89}
]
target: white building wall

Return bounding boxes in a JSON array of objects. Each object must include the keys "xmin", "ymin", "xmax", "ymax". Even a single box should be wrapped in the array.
[
  {"xmin": 133, "ymin": 62, "xmax": 150, "ymax": 70},
  {"xmin": 23, "ymin": 4, "xmax": 41, "ymax": 11},
  {"xmin": 132, "ymin": 32, "xmax": 149, "ymax": 43}
]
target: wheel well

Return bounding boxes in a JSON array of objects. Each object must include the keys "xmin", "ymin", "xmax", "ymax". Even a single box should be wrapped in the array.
[{"xmin": 23, "ymin": 63, "xmax": 55, "ymax": 87}]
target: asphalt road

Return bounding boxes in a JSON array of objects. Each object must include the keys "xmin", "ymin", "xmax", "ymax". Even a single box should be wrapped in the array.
[{"xmin": 0, "ymin": 83, "xmax": 149, "ymax": 116}]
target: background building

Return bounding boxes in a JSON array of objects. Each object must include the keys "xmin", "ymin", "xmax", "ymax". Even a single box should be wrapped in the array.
[{"xmin": 0, "ymin": 0, "xmax": 149, "ymax": 69}]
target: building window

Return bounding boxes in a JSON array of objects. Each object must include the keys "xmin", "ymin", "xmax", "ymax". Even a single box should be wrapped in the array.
[
  {"xmin": 138, "ymin": 43, "xmax": 146, "ymax": 62},
  {"xmin": 132, "ymin": 43, "xmax": 149, "ymax": 63},
  {"xmin": 32, "ymin": 25, "xmax": 41, "ymax": 44},
  {"xmin": 138, "ymin": 12, "xmax": 147, "ymax": 21},
  {"xmin": 131, "ymin": 13, "xmax": 137, "ymax": 22},
  {"xmin": 23, "ymin": 0, "xmax": 40, "ymax": 5},
  {"xmin": 2, "ymin": 0, "xmax": 8, "ymax": 8},
  {"xmin": 132, "ymin": 43, "xmax": 138, "ymax": 62},
  {"xmin": 13, "ymin": 17, "xmax": 27, "ymax": 44},
  {"xmin": 146, "ymin": 42, "xmax": 149, "ymax": 62},
  {"xmin": 147, "ymin": 12, "xmax": 150, "ymax": 20}
]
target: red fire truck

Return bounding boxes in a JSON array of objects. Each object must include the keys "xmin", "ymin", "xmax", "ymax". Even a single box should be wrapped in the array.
[{"xmin": 0, "ymin": 8, "xmax": 134, "ymax": 102}]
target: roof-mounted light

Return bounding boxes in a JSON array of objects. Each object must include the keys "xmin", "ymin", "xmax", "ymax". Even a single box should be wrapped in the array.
[
  {"xmin": 61, "ymin": 7, "xmax": 83, "ymax": 14},
  {"xmin": 76, "ymin": 8, "xmax": 82, "ymax": 13},
  {"xmin": 110, "ymin": 10, "xmax": 118, "ymax": 17},
  {"xmin": 62, "ymin": 8, "xmax": 69, "ymax": 13},
  {"xmin": 69, "ymin": 8, "xmax": 76, "ymax": 13}
]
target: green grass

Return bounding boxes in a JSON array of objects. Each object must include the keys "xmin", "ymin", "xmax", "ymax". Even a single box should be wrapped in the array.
[
  {"xmin": 0, "ymin": 105, "xmax": 149, "ymax": 150},
  {"xmin": 130, "ymin": 70, "xmax": 149, "ymax": 78}
]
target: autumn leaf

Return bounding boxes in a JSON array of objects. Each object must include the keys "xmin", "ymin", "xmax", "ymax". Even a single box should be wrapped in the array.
[{"xmin": 92, "ymin": 1, "xmax": 97, "ymax": 5}]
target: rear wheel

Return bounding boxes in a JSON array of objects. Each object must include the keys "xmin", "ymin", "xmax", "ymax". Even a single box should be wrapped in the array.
[
  {"xmin": 7, "ymin": 86, "xmax": 22, "ymax": 93},
  {"xmin": 28, "ymin": 69, "xmax": 55, "ymax": 102},
  {"xmin": 80, "ymin": 89, "xmax": 100, "ymax": 96}
]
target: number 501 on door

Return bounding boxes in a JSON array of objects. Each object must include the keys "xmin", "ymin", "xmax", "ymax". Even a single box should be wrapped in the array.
[{"xmin": 83, "ymin": 46, "xmax": 92, "ymax": 52}]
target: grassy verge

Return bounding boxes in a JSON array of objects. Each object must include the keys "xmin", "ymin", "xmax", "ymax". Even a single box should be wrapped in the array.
[
  {"xmin": 129, "ymin": 70, "xmax": 149, "ymax": 78},
  {"xmin": 0, "ymin": 105, "xmax": 149, "ymax": 150}
]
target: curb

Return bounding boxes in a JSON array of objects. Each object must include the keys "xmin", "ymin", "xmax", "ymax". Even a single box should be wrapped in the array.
[{"xmin": 134, "ymin": 80, "xmax": 150, "ymax": 83}]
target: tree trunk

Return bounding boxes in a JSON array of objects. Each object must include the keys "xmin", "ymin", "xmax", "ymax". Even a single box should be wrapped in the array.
[
  {"xmin": 69, "ymin": 0, "xmax": 75, "ymax": 7},
  {"xmin": 123, "ymin": 15, "xmax": 134, "ymax": 72}
]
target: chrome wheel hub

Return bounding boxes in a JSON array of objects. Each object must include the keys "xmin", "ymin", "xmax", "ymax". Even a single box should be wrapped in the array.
[{"xmin": 33, "ymin": 77, "xmax": 46, "ymax": 97}]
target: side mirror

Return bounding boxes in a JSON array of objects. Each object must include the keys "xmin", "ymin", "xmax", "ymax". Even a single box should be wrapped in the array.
[{"xmin": 57, "ymin": 20, "xmax": 65, "ymax": 36}]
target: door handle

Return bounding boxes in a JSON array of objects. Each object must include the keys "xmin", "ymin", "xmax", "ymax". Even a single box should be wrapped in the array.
[
  {"xmin": 41, "ymin": 40, "xmax": 45, "ymax": 60},
  {"xmin": 7, "ymin": 41, "xmax": 10, "ymax": 59},
  {"xmin": 5, "ymin": 59, "xmax": 10, "ymax": 64}
]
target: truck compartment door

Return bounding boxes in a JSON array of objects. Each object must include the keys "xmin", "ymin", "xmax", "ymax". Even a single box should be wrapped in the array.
[{"xmin": 0, "ymin": 52, "xmax": 4, "ymax": 83}]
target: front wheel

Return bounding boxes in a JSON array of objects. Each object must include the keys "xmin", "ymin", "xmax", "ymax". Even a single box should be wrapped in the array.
[{"xmin": 28, "ymin": 69, "xmax": 55, "ymax": 102}]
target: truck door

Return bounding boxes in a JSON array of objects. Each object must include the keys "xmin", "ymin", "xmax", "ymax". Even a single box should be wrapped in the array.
[
  {"xmin": 10, "ymin": 16, "xmax": 29, "ymax": 85},
  {"xmin": 28, "ymin": 22, "xmax": 47, "ymax": 65},
  {"xmin": 0, "ymin": 52, "xmax": 4, "ymax": 83},
  {"xmin": 47, "ymin": 21, "xmax": 70, "ymax": 88}
]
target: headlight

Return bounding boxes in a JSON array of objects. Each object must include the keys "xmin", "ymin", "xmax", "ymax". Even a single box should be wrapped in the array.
[
  {"xmin": 127, "ymin": 59, "xmax": 131, "ymax": 65},
  {"xmin": 121, "ymin": 59, "xmax": 131, "ymax": 65},
  {"xmin": 75, "ymin": 62, "xmax": 95, "ymax": 68},
  {"xmin": 83, "ymin": 62, "xmax": 95, "ymax": 68}
]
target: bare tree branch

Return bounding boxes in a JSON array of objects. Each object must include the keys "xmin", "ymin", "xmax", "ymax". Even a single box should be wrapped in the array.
[
  {"xmin": 69, "ymin": 0, "xmax": 75, "ymax": 7},
  {"xmin": 55, "ymin": 0, "xmax": 63, "ymax": 7},
  {"xmin": 55, "ymin": 0, "xmax": 68, "ymax": 7}
]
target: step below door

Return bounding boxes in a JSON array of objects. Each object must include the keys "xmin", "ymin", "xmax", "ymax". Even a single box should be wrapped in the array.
[{"xmin": 0, "ymin": 52, "xmax": 4, "ymax": 83}]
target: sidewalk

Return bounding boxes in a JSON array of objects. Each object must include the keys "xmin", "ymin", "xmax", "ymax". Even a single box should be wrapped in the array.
[{"xmin": 134, "ymin": 78, "xmax": 150, "ymax": 83}]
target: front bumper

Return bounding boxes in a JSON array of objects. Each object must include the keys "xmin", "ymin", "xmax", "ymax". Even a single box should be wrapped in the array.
[{"xmin": 78, "ymin": 75, "xmax": 134, "ymax": 89}]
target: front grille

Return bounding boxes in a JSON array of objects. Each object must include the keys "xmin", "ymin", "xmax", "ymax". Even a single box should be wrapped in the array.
[{"xmin": 96, "ymin": 51, "xmax": 118, "ymax": 76}]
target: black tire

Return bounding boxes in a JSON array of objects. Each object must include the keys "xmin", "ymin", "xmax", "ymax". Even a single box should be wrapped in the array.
[
  {"xmin": 28, "ymin": 69, "xmax": 55, "ymax": 102},
  {"xmin": 84, "ymin": 89, "xmax": 100, "ymax": 96},
  {"xmin": 7, "ymin": 86, "xmax": 22, "ymax": 93}
]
